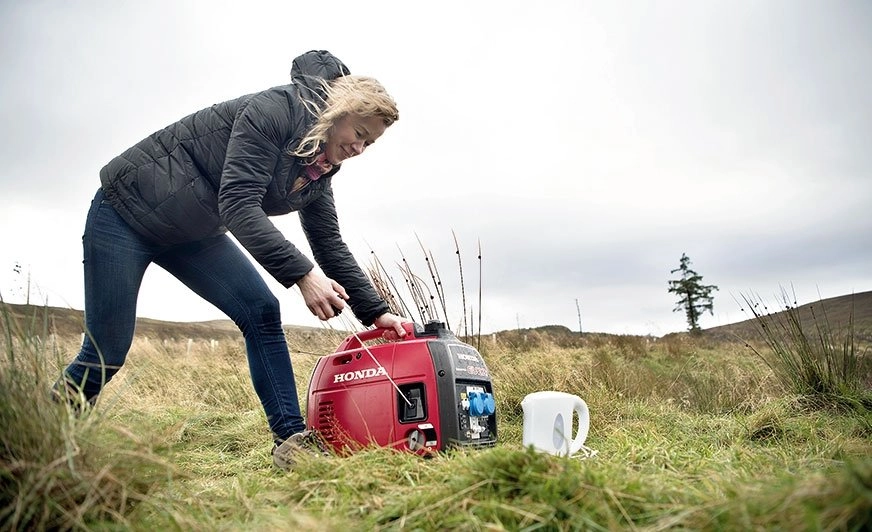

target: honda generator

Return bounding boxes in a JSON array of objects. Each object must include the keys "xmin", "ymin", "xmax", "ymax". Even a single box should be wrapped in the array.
[{"xmin": 306, "ymin": 321, "xmax": 497, "ymax": 454}]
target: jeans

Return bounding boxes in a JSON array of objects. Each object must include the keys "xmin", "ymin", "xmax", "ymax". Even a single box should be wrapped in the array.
[{"xmin": 62, "ymin": 189, "xmax": 306, "ymax": 442}]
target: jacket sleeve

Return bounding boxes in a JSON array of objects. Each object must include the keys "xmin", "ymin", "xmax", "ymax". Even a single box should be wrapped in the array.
[
  {"xmin": 218, "ymin": 91, "xmax": 315, "ymax": 286},
  {"xmin": 299, "ymin": 185, "xmax": 390, "ymax": 326}
]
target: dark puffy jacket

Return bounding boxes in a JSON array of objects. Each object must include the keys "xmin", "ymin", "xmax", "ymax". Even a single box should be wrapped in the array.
[{"xmin": 99, "ymin": 50, "xmax": 389, "ymax": 325}]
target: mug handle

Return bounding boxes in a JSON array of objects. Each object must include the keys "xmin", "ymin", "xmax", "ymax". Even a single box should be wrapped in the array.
[{"xmin": 569, "ymin": 397, "xmax": 590, "ymax": 454}]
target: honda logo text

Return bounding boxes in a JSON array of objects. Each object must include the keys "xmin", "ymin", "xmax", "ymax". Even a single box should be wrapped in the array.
[{"xmin": 334, "ymin": 366, "xmax": 388, "ymax": 383}]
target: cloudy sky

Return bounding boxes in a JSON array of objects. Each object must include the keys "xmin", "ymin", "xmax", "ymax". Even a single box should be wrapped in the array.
[{"xmin": 1, "ymin": 0, "xmax": 870, "ymax": 336}]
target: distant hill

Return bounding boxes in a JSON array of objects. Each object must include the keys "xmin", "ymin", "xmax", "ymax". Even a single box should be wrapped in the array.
[
  {"xmin": 0, "ymin": 302, "xmax": 328, "ymax": 341},
  {"xmin": 481, "ymin": 292, "xmax": 872, "ymax": 346},
  {"xmin": 3, "ymin": 291, "xmax": 870, "ymax": 345},
  {"xmin": 702, "ymin": 290, "xmax": 872, "ymax": 344}
]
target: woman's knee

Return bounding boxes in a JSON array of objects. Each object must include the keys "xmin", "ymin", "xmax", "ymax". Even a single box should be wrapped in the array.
[
  {"xmin": 256, "ymin": 292, "xmax": 282, "ymax": 326},
  {"xmin": 236, "ymin": 291, "xmax": 283, "ymax": 332}
]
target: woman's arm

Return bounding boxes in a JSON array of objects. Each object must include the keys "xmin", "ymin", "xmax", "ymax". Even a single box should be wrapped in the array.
[
  {"xmin": 217, "ymin": 88, "xmax": 316, "ymax": 286},
  {"xmin": 298, "ymin": 184, "xmax": 391, "ymax": 326}
]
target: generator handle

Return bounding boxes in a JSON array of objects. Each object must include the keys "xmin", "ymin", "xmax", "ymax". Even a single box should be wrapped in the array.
[{"xmin": 335, "ymin": 322, "xmax": 417, "ymax": 352}]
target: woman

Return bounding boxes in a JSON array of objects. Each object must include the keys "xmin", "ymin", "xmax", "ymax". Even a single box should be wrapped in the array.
[{"xmin": 57, "ymin": 50, "xmax": 408, "ymax": 470}]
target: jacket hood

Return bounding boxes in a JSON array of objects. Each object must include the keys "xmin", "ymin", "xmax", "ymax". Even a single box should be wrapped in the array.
[{"xmin": 291, "ymin": 50, "xmax": 350, "ymax": 105}]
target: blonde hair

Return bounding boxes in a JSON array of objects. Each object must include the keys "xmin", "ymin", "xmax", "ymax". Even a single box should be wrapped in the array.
[{"xmin": 292, "ymin": 75, "xmax": 399, "ymax": 160}]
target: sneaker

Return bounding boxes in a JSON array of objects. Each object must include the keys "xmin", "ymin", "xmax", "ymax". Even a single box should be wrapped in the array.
[
  {"xmin": 272, "ymin": 430, "xmax": 330, "ymax": 471},
  {"xmin": 50, "ymin": 381, "xmax": 96, "ymax": 416}
]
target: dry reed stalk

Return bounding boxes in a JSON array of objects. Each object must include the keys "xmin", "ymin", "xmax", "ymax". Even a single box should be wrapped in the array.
[
  {"xmin": 477, "ymin": 239, "xmax": 482, "ymax": 350},
  {"xmin": 399, "ymin": 246, "xmax": 443, "ymax": 324},
  {"xmin": 416, "ymin": 233, "xmax": 449, "ymax": 324},
  {"xmin": 366, "ymin": 247, "xmax": 413, "ymax": 319},
  {"xmin": 363, "ymin": 234, "xmax": 484, "ymax": 340},
  {"xmin": 452, "ymin": 230, "xmax": 468, "ymax": 337}
]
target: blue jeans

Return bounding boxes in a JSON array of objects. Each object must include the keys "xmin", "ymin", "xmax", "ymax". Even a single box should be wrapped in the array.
[{"xmin": 62, "ymin": 189, "xmax": 306, "ymax": 442}]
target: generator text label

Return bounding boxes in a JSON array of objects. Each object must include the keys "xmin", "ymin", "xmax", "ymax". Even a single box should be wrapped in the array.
[{"xmin": 333, "ymin": 366, "xmax": 388, "ymax": 383}]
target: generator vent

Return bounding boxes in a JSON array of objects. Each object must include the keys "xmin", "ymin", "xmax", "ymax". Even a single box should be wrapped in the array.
[{"xmin": 318, "ymin": 401, "xmax": 338, "ymax": 444}]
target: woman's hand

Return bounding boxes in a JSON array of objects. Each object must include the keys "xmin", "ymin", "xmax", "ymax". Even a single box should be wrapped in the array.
[
  {"xmin": 296, "ymin": 270, "xmax": 348, "ymax": 320},
  {"xmin": 373, "ymin": 312, "xmax": 411, "ymax": 338}
]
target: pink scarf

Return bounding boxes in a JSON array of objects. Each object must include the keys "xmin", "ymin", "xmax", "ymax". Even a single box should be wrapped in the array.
[{"xmin": 304, "ymin": 153, "xmax": 333, "ymax": 181}]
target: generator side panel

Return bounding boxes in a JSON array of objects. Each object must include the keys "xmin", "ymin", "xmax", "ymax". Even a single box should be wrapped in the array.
[
  {"xmin": 307, "ymin": 346, "xmax": 400, "ymax": 452},
  {"xmin": 428, "ymin": 341, "xmax": 497, "ymax": 448}
]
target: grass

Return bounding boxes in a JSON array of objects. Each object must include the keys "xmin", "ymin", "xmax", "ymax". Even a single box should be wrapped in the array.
[
  {"xmin": 2, "ymin": 303, "xmax": 871, "ymax": 530},
  {"xmin": 740, "ymin": 290, "xmax": 872, "ymax": 410},
  {"xmin": 0, "ymin": 306, "xmax": 170, "ymax": 530}
]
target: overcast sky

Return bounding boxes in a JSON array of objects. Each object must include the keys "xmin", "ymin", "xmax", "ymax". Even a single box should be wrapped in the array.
[{"xmin": 1, "ymin": 0, "xmax": 870, "ymax": 336}]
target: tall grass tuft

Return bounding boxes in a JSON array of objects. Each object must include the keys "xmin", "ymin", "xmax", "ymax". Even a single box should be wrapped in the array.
[
  {"xmin": 0, "ymin": 303, "xmax": 170, "ymax": 530},
  {"xmin": 371, "ymin": 446, "xmax": 636, "ymax": 530},
  {"xmin": 740, "ymin": 290, "xmax": 871, "ymax": 410}
]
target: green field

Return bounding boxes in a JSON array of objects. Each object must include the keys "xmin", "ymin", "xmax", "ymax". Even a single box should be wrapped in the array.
[{"xmin": 2, "ymin": 299, "xmax": 871, "ymax": 531}]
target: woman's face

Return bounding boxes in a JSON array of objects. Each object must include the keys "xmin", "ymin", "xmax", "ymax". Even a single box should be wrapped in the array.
[{"xmin": 323, "ymin": 113, "xmax": 388, "ymax": 166}]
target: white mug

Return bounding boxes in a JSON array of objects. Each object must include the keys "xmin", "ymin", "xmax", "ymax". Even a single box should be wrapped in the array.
[{"xmin": 521, "ymin": 391, "xmax": 589, "ymax": 456}]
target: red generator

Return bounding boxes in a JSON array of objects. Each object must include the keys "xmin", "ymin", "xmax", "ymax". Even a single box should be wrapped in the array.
[{"xmin": 306, "ymin": 321, "xmax": 497, "ymax": 454}]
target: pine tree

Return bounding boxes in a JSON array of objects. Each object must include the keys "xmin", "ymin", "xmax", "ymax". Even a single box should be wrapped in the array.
[{"xmin": 668, "ymin": 253, "xmax": 718, "ymax": 334}]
